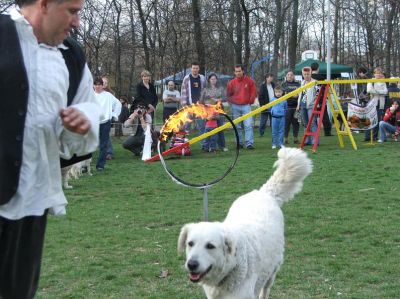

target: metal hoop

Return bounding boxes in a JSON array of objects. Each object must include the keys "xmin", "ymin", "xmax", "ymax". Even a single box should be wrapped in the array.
[{"xmin": 157, "ymin": 113, "xmax": 240, "ymax": 189}]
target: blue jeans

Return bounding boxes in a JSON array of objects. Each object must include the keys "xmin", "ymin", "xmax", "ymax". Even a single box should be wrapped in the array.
[
  {"xmin": 259, "ymin": 111, "xmax": 271, "ymax": 136},
  {"xmin": 107, "ymin": 139, "xmax": 114, "ymax": 156},
  {"xmin": 300, "ymin": 106, "xmax": 317, "ymax": 144},
  {"xmin": 378, "ymin": 121, "xmax": 396, "ymax": 141},
  {"xmin": 271, "ymin": 116, "xmax": 285, "ymax": 146},
  {"xmin": 96, "ymin": 120, "xmax": 111, "ymax": 169},
  {"xmin": 217, "ymin": 115, "xmax": 226, "ymax": 149},
  {"xmin": 203, "ymin": 127, "xmax": 217, "ymax": 151},
  {"xmin": 230, "ymin": 104, "xmax": 254, "ymax": 147},
  {"xmin": 365, "ymin": 108, "xmax": 383, "ymax": 140}
]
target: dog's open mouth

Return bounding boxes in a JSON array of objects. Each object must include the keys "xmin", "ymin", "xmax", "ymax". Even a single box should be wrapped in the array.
[{"xmin": 189, "ymin": 265, "xmax": 212, "ymax": 282}]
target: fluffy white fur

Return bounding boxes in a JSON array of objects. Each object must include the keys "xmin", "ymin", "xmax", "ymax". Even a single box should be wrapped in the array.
[
  {"xmin": 178, "ymin": 148, "xmax": 312, "ymax": 299},
  {"xmin": 61, "ymin": 158, "xmax": 92, "ymax": 189}
]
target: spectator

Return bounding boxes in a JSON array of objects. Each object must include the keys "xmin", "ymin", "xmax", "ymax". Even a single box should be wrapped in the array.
[
  {"xmin": 310, "ymin": 62, "xmax": 325, "ymax": 81},
  {"xmin": 388, "ymin": 78, "xmax": 400, "ymax": 103},
  {"xmin": 356, "ymin": 67, "xmax": 370, "ymax": 105},
  {"xmin": 226, "ymin": 65, "xmax": 257, "ymax": 149},
  {"xmin": 132, "ymin": 70, "xmax": 157, "ymax": 120},
  {"xmin": 162, "ymin": 80, "xmax": 181, "ymax": 122},
  {"xmin": 378, "ymin": 100, "xmax": 400, "ymax": 143},
  {"xmin": 114, "ymin": 96, "xmax": 130, "ymax": 137},
  {"xmin": 258, "ymin": 73, "xmax": 275, "ymax": 137},
  {"xmin": 180, "ymin": 62, "xmax": 206, "ymax": 142},
  {"xmin": 122, "ymin": 104, "xmax": 152, "ymax": 156},
  {"xmin": 103, "ymin": 76, "xmax": 115, "ymax": 159},
  {"xmin": 365, "ymin": 67, "xmax": 388, "ymax": 141},
  {"xmin": 297, "ymin": 67, "xmax": 318, "ymax": 145},
  {"xmin": 200, "ymin": 73, "xmax": 228, "ymax": 152},
  {"xmin": 270, "ymin": 86, "xmax": 288, "ymax": 149},
  {"xmin": 282, "ymin": 70, "xmax": 301, "ymax": 144},
  {"xmin": 102, "ymin": 75, "xmax": 115, "ymax": 94},
  {"xmin": 311, "ymin": 62, "xmax": 332, "ymax": 136},
  {"xmin": 94, "ymin": 77, "xmax": 121, "ymax": 171},
  {"xmin": 0, "ymin": 1, "xmax": 100, "ymax": 298}
]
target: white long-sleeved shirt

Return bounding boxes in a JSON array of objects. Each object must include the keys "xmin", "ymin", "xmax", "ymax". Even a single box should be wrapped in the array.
[
  {"xmin": 0, "ymin": 9, "xmax": 100, "ymax": 220},
  {"xmin": 95, "ymin": 91, "xmax": 122, "ymax": 124},
  {"xmin": 367, "ymin": 82, "xmax": 388, "ymax": 109}
]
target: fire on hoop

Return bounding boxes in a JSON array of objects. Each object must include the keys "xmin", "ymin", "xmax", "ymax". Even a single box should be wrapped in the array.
[{"xmin": 160, "ymin": 102, "xmax": 225, "ymax": 142}]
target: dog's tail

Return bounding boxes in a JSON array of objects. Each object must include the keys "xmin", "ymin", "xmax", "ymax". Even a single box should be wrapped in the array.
[{"xmin": 260, "ymin": 148, "xmax": 312, "ymax": 206}]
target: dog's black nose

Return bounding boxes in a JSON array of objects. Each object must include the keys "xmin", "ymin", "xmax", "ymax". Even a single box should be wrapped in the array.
[{"xmin": 187, "ymin": 260, "xmax": 199, "ymax": 271}]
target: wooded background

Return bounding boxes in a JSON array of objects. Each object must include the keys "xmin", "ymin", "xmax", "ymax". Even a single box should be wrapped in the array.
[{"xmin": 2, "ymin": 0, "xmax": 400, "ymax": 97}]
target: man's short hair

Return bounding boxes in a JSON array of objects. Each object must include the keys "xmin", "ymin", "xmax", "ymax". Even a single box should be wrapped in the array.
[
  {"xmin": 93, "ymin": 77, "xmax": 103, "ymax": 85},
  {"xmin": 274, "ymin": 85, "xmax": 283, "ymax": 92},
  {"xmin": 310, "ymin": 62, "xmax": 319, "ymax": 71},
  {"xmin": 16, "ymin": 0, "xmax": 64, "ymax": 7},
  {"xmin": 265, "ymin": 73, "xmax": 274, "ymax": 80},
  {"xmin": 357, "ymin": 67, "xmax": 367, "ymax": 74},
  {"xmin": 191, "ymin": 62, "xmax": 200, "ymax": 67},
  {"xmin": 234, "ymin": 64, "xmax": 244, "ymax": 71}
]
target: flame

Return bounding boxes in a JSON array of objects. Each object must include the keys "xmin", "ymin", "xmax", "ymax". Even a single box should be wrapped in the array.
[{"xmin": 160, "ymin": 102, "xmax": 225, "ymax": 142}]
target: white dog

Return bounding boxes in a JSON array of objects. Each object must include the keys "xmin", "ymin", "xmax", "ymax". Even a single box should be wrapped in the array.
[
  {"xmin": 178, "ymin": 148, "xmax": 312, "ymax": 299},
  {"xmin": 61, "ymin": 158, "xmax": 92, "ymax": 189}
]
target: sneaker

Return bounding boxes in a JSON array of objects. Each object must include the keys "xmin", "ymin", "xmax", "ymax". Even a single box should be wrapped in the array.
[
  {"xmin": 377, "ymin": 139, "xmax": 383, "ymax": 143},
  {"xmin": 272, "ymin": 145, "xmax": 277, "ymax": 149},
  {"xmin": 293, "ymin": 139, "xmax": 299, "ymax": 144},
  {"xmin": 246, "ymin": 145, "xmax": 255, "ymax": 150},
  {"xmin": 222, "ymin": 147, "xmax": 229, "ymax": 152},
  {"xmin": 96, "ymin": 167, "xmax": 104, "ymax": 171},
  {"xmin": 280, "ymin": 145, "xmax": 285, "ymax": 148},
  {"xmin": 239, "ymin": 144, "xmax": 244, "ymax": 149}
]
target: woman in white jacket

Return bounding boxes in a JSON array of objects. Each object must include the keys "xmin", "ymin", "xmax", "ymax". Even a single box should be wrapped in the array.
[{"xmin": 365, "ymin": 67, "xmax": 388, "ymax": 141}]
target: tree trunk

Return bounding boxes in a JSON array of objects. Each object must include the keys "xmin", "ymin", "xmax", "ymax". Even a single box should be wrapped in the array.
[
  {"xmin": 136, "ymin": 0, "xmax": 150, "ymax": 70},
  {"xmin": 234, "ymin": 0, "xmax": 243, "ymax": 66},
  {"xmin": 240, "ymin": 0, "xmax": 250, "ymax": 70},
  {"xmin": 192, "ymin": 0, "xmax": 206, "ymax": 73},
  {"xmin": 288, "ymin": 0, "xmax": 299, "ymax": 70},
  {"xmin": 271, "ymin": 0, "xmax": 283, "ymax": 77}
]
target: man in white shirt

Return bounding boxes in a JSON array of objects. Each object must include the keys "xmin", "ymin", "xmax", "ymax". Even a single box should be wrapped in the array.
[
  {"xmin": 0, "ymin": 0, "xmax": 100, "ymax": 297},
  {"xmin": 162, "ymin": 80, "xmax": 181, "ymax": 122},
  {"xmin": 93, "ymin": 77, "xmax": 121, "ymax": 171}
]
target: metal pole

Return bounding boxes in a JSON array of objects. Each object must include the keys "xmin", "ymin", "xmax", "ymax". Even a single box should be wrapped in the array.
[
  {"xmin": 203, "ymin": 187, "xmax": 209, "ymax": 221},
  {"xmin": 326, "ymin": 0, "xmax": 331, "ymax": 80}
]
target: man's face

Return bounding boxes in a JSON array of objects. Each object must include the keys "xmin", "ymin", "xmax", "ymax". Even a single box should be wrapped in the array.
[
  {"xmin": 40, "ymin": 0, "xmax": 83, "ymax": 46},
  {"xmin": 168, "ymin": 82, "xmax": 175, "ymax": 90},
  {"xmin": 94, "ymin": 82, "xmax": 103, "ymax": 93},
  {"xmin": 234, "ymin": 67, "xmax": 244, "ymax": 78},
  {"xmin": 286, "ymin": 72, "xmax": 294, "ymax": 82},
  {"xmin": 191, "ymin": 65, "xmax": 200, "ymax": 76}
]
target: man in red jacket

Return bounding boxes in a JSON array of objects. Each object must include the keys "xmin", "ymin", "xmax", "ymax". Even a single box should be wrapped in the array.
[{"xmin": 226, "ymin": 65, "xmax": 257, "ymax": 149}]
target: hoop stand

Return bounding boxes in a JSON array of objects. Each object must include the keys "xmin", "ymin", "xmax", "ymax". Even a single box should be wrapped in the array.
[{"xmin": 201, "ymin": 185, "xmax": 210, "ymax": 221}]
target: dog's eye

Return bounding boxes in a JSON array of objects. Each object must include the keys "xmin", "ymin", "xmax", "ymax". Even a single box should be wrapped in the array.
[
  {"xmin": 188, "ymin": 241, "xmax": 194, "ymax": 247},
  {"xmin": 206, "ymin": 243, "xmax": 215, "ymax": 249}
]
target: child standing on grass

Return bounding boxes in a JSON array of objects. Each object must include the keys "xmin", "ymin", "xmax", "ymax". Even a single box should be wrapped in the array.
[
  {"xmin": 271, "ymin": 86, "xmax": 287, "ymax": 149},
  {"xmin": 203, "ymin": 114, "xmax": 218, "ymax": 152}
]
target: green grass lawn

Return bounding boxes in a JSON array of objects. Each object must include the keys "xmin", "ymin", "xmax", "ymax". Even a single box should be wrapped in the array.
[{"xmin": 37, "ymin": 127, "xmax": 400, "ymax": 299}]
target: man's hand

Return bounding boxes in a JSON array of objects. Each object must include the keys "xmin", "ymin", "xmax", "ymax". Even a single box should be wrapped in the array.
[{"xmin": 60, "ymin": 107, "xmax": 91, "ymax": 135}]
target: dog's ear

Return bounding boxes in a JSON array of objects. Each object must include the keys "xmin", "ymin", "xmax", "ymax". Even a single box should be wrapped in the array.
[
  {"xmin": 223, "ymin": 230, "xmax": 236, "ymax": 256},
  {"xmin": 177, "ymin": 224, "xmax": 191, "ymax": 255}
]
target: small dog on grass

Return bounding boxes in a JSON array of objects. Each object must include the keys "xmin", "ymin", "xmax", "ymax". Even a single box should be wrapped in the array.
[
  {"xmin": 61, "ymin": 158, "xmax": 92, "ymax": 189},
  {"xmin": 178, "ymin": 148, "xmax": 312, "ymax": 299}
]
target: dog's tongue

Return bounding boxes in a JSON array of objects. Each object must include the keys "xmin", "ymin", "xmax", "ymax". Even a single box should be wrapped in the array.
[{"xmin": 189, "ymin": 272, "xmax": 201, "ymax": 282}]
